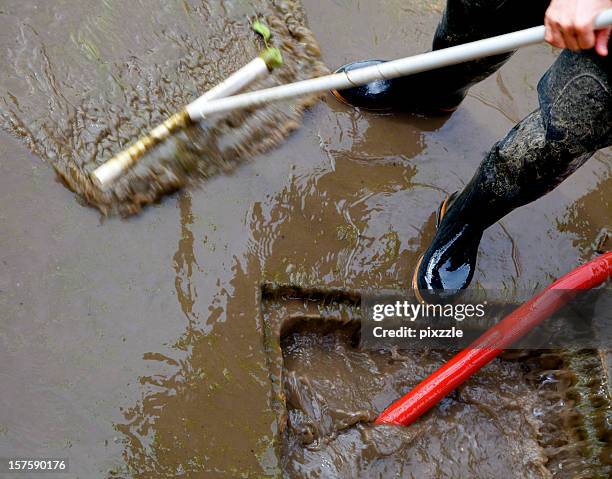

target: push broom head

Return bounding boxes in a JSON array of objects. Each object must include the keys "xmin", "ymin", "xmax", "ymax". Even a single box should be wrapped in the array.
[{"xmin": 90, "ymin": 46, "xmax": 283, "ymax": 190}]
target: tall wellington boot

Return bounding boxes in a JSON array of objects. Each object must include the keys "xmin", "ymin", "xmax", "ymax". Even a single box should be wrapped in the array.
[
  {"xmin": 413, "ymin": 45, "xmax": 612, "ymax": 302},
  {"xmin": 330, "ymin": 1, "xmax": 549, "ymax": 112}
]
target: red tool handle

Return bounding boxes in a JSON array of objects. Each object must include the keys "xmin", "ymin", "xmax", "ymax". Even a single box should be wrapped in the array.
[{"xmin": 375, "ymin": 251, "xmax": 612, "ymax": 426}]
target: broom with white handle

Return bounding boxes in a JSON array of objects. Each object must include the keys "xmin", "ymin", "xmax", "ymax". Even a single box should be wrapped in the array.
[
  {"xmin": 91, "ymin": 48, "xmax": 282, "ymax": 189},
  {"xmin": 93, "ymin": 9, "xmax": 612, "ymax": 189}
]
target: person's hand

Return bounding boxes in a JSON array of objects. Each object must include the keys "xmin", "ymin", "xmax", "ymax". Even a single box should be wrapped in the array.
[{"xmin": 545, "ymin": 0, "xmax": 612, "ymax": 56}]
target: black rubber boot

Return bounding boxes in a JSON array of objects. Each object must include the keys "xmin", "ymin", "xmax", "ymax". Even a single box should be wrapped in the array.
[
  {"xmin": 413, "ymin": 186, "xmax": 483, "ymax": 303},
  {"xmin": 414, "ymin": 47, "xmax": 611, "ymax": 301},
  {"xmin": 331, "ymin": 60, "xmax": 467, "ymax": 113},
  {"xmin": 331, "ymin": 1, "xmax": 549, "ymax": 113},
  {"xmin": 331, "ymin": 60, "xmax": 398, "ymax": 111}
]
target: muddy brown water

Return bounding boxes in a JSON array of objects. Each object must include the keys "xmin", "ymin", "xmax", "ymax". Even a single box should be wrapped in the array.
[
  {"xmin": 0, "ymin": 0, "xmax": 610, "ymax": 478},
  {"xmin": 264, "ymin": 294, "xmax": 610, "ymax": 478}
]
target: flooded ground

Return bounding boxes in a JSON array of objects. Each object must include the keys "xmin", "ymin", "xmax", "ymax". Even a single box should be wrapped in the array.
[{"xmin": 0, "ymin": 0, "xmax": 610, "ymax": 477}]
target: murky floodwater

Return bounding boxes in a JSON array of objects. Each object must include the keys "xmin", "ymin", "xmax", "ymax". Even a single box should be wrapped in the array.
[
  {"xmin": 0, "ymin": 0, "xmax": 610, "ymax": 477},
  {"xmin": 265, "ymin": 299, "xmax": 610, "ymax": 478}
]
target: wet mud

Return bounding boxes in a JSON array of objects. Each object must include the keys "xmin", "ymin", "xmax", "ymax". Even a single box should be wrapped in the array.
[
  {"xmin": 0, "ymin": 0, "xmax": 327, "ymax": 215},
  {"xmin": 0, "ymin": 0, "xmax": 610, "ymax": 478},
  {"xmin": 260, "ymin": 291, "xmax": 611, "ymax": 479}
]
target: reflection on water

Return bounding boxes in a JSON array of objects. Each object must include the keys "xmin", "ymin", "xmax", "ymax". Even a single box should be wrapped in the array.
[
  {"xmin": 116, "ymin": 251, "xmax": 280, "ymax": 477},
  {"xmin": 174, "ymin": 192, "xmax": 201, "ymax": 337},
  {"xmin": 557, "ymin": 168, "xmax": 611, "ymax": 261}
]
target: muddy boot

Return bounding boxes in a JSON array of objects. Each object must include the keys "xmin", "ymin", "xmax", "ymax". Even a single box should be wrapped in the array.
[
  {"xmin": 414, "ymin": 47, "xmax": 612, "ymax": 302},
  {"xmin": 331, "ymin": 0, "xmax": 549, "ymax": 112}
]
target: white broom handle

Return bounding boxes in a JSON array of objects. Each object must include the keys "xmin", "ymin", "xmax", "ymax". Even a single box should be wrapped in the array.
[
  {"xmin": 190, "ymin": 9, "xmax": 612, "ymax": 119},
  {"xmin": 185, "ymin": 57, "xmax": 268, "ymax": 119}
]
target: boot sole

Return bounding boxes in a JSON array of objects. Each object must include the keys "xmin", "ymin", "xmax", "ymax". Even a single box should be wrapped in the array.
[{"xmin": 411, "ymin": 254, "xmax": 426, "ymax": 303}]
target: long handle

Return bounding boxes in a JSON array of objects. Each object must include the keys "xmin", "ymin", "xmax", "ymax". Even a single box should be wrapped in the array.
[
  {"xmin": 91, "ymin": 50, "xmax": 281, "ymax": 189},
  {"xmin": 189, "ymin": 9, "xmax": 612, "ymax": 120}
]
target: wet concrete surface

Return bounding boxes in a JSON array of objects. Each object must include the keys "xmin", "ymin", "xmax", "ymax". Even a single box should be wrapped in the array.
[{"xmin": 0, "ymin": 0, "xmax": 611, "ymax": 477}]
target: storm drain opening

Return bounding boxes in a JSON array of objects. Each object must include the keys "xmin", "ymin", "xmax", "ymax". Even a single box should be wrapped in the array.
[{"xmin": 260, "ymin": 284, "xmax": 612, "ymax": 478}]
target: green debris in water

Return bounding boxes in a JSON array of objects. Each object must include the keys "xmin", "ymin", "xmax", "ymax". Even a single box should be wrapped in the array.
[
  {"xmin": 252, "ymin": 19, "xmax": 271, "ymax": 45},
  {"xmin": 260, "ymin": 47, "xmax": 283, "ymax": 69},
  {"xmin": 252, "ymin": 19, "xmax": 282, "ymax": 68}
]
